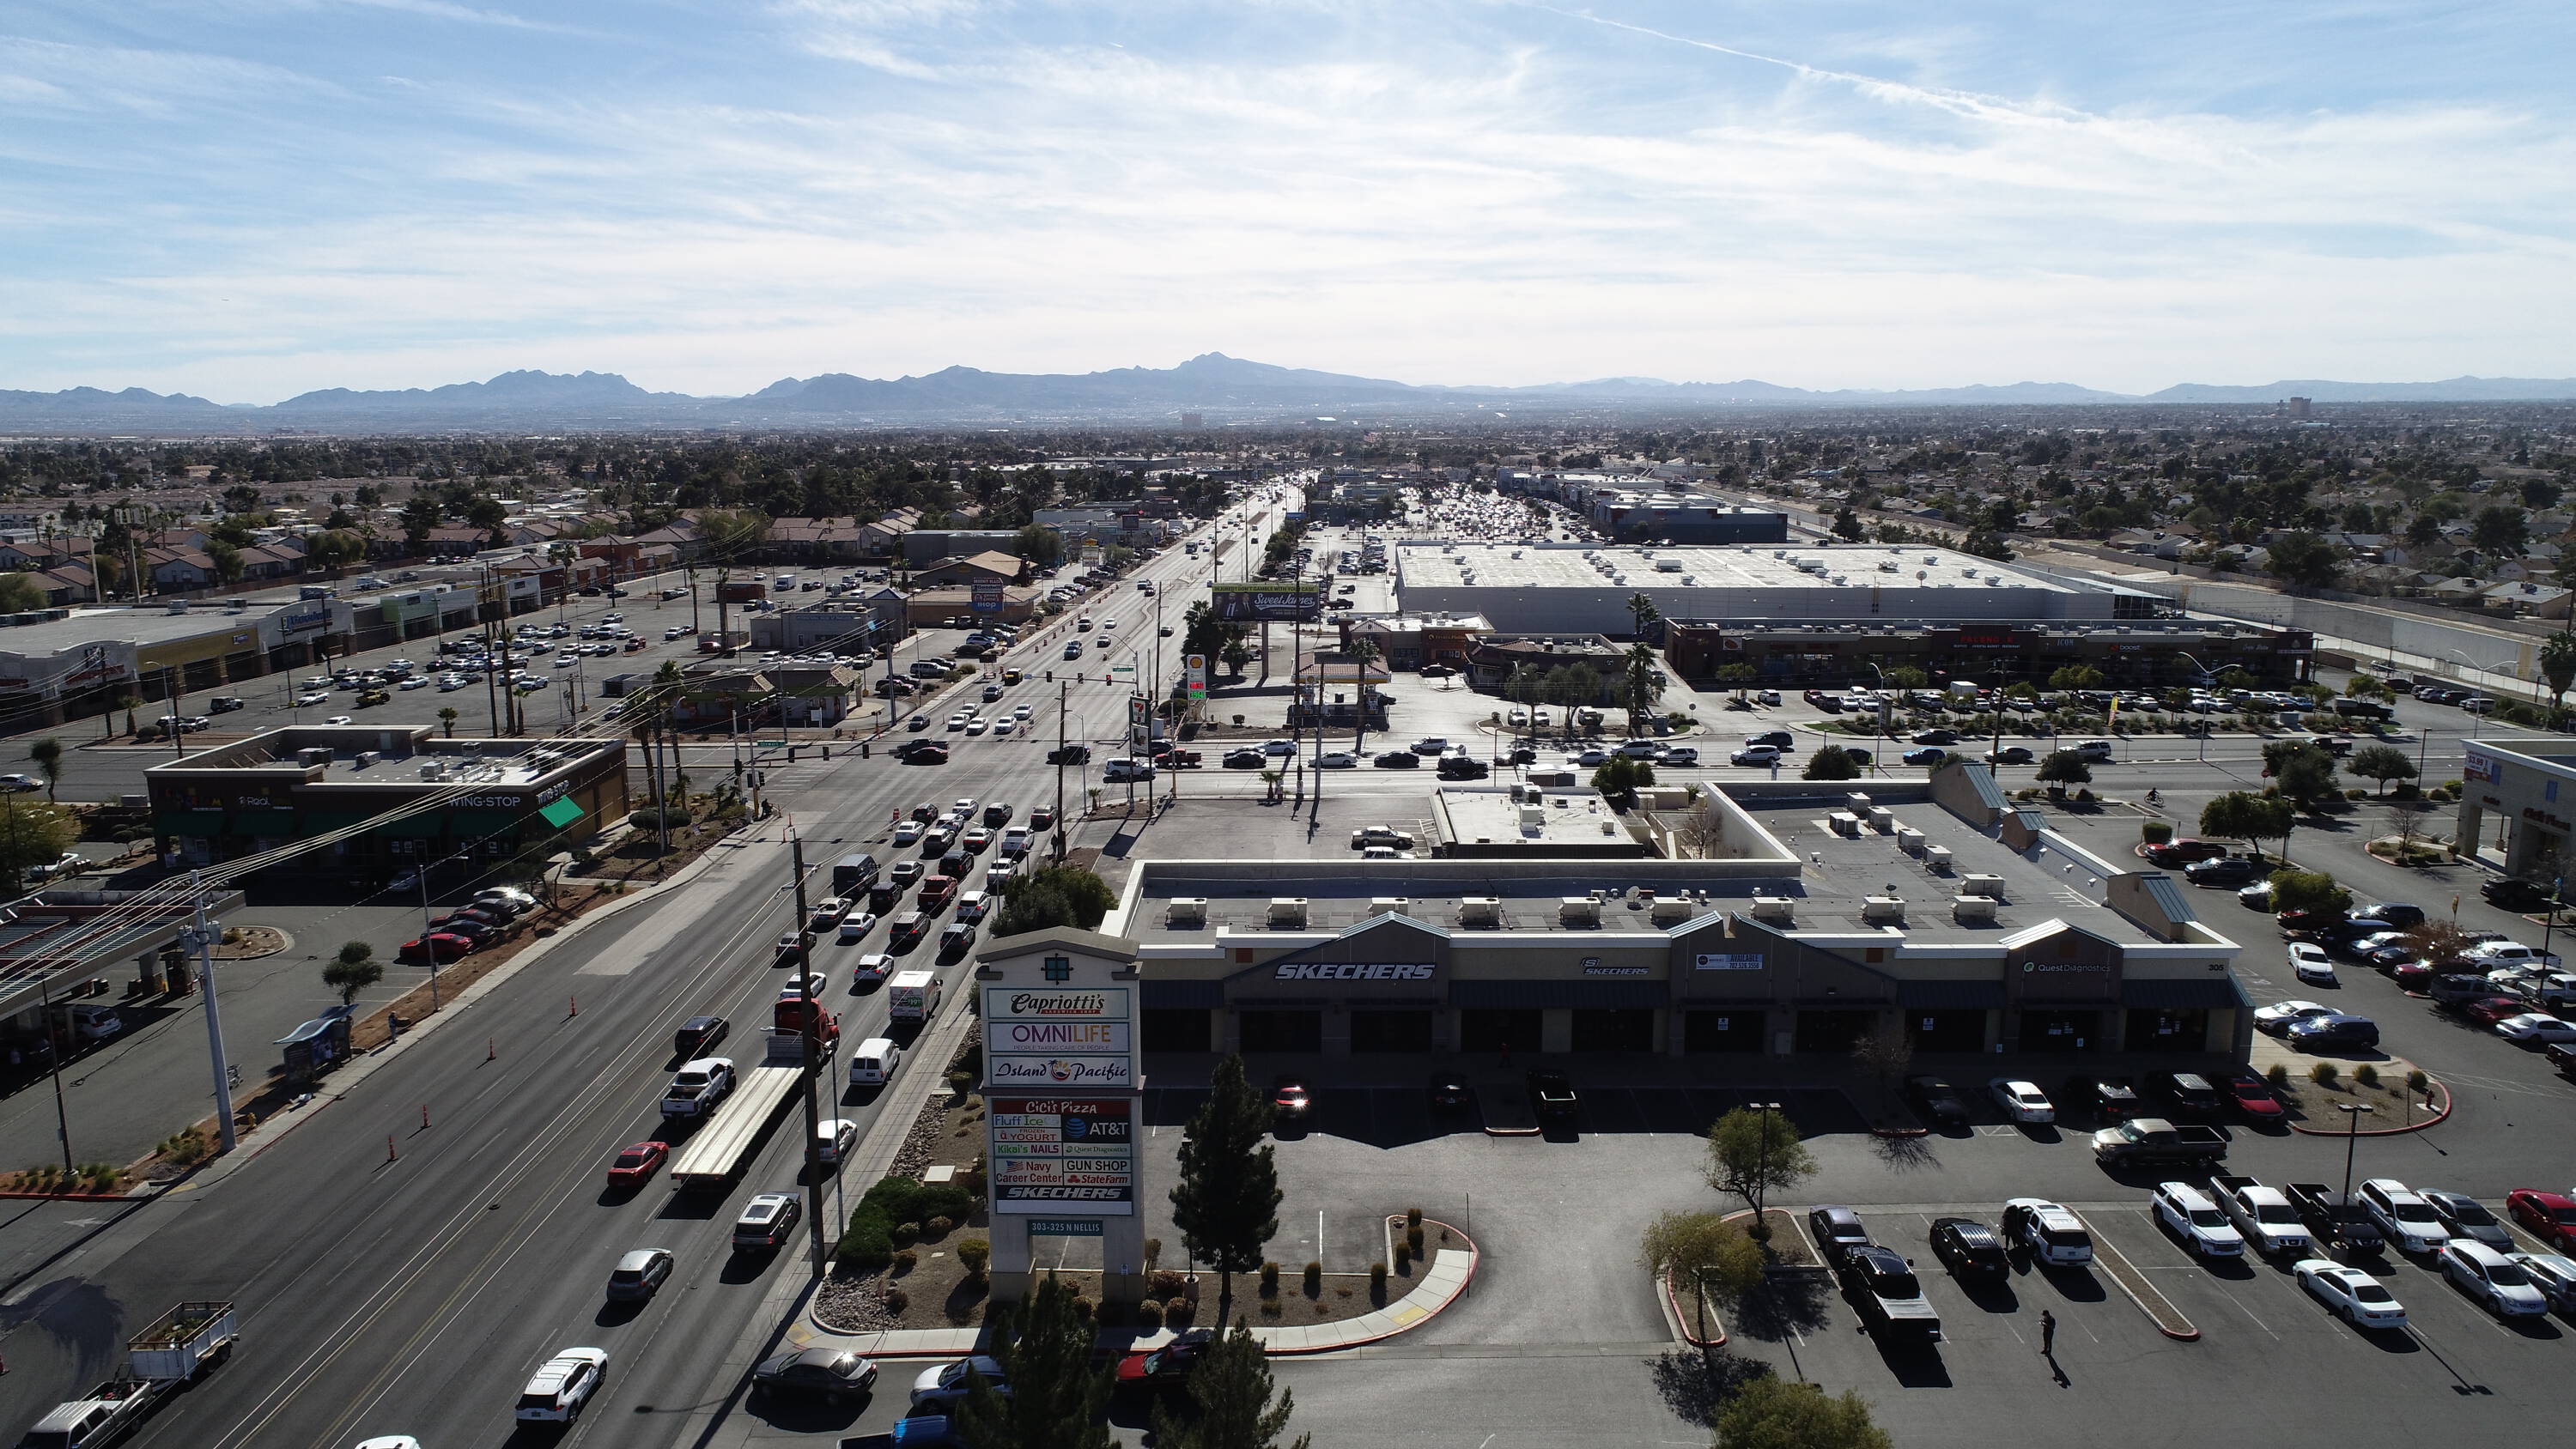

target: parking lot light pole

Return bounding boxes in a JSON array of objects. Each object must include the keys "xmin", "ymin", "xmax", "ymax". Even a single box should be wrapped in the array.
[{"xmin": 2336, "ymin": 1101, "xmax": 2376, "ymax": 1215}]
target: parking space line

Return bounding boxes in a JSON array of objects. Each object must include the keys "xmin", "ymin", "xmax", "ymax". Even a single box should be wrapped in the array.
[{"xmin": 2212, "ymin": 1284, "xmax": 2278, "ymax": 1338}]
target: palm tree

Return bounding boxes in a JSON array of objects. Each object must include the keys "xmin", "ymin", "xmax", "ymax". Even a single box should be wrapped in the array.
[
  {"xmin": 1345, "ymin": 638, "xmax": 1381, "ymax": 758},
  {"xmin": 436, "ymin": 706, "xmax": 459, "ymax": 738},
  {"xmin": 1623, "ymin": 640, "xmax": 1665, "ymax": 736},
  {"xmin": 2543, "ymin": 630, "xmax": 2576, "ymax": 726},
  {"xmin": 28, "ymin": 737, "xmax": 62, "ymax": 802},
  {"xmin": 1625, "ymin": 591, "xmax": 1661, "ymax": 642}
]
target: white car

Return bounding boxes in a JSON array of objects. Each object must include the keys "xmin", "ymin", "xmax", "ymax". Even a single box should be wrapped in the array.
[
  {"xmin": 993, "ymin": 718, "xmax": 1016, "ymax": 736},
  {"xmin": 893, "ymin": 822, "xmax": 923, "ymax": 846},
  {"xmin": 2358, "ymin": 1179, "xmax": 2451, "ymax": 1253},
  {"xmin": 437, "ymin": 676, "xmax": 468, "ymax": 691},
  {"xmin": 398, "ymin": 676, "xmax": 428, "ymax": 690},
  {"xmin": 910, "ymin": 1354, "xmax": 1009, "ymax": 1410},
  {"xmin": 1571, "ymin": 749, "xmax": 1612, "ymax": 767},
  {"xmin": 1731, "ymin": 746, "xmax": 1782, "ymax": 767},
  {"xmin": 295, "ymin": 691, "xmax": 330, "ymax": 706},
  {"xmin": 2153, "ymin": 1182, "xmax": 2245, "ymax": 1258},
  {"xmin": 852, "ymin": 953, "xmax": 892, "ymax": 984},
  {"xmin": 1315, "ymin": 751, "xmax": 1358, "ymax": 768},
  {"xmin": 514, "ymin": 1346, "xmax": 609, "ymax": 1422},
  {"xmin": 2440, "ymin": 1240, "xmax": 2550, "ymax": 1318},
  {"xmin": 2253, "ymin": 999, "xmax": 2337, "ymax": 1035},
  {"xmin": 1988, "ymin": 1078, "xmax": 2055, "ymax": 1124},
  {"xmin": 816, "ymin": 1118, "xmax": 858, "ymax": 1165},
  {"xmin": 2293, "ymin": 1259, "xmax": 2407, "ymax": 1328},
  {"xmin": 964, "ymin": 719, "xmax": 989, "ymax": 736},
  {"xmin": 324, "ymin": 714, "xmax": 354, "ymax": 725},
  {"xmin": 2494, "ymin": 1013, "xmax": 2576, "ymax": 1044},
  {"xmin": 1261, "ymin": 738, "xmax": 1296, "ymax": 755},
  {"xmin": 2287, "ymin": 943, "xmax": 2337, "ymax": 986}
]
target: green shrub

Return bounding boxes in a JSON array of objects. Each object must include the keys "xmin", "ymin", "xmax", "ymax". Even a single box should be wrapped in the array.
[
  {"xmin": 1406, "ymin": 1206, "xmax": 1424, "ymax": 1230},
  {"xmin": 1148, "ymin": 1268, "xmax": 1188, "ymax": 1299},
  {"xmin": 2310, "ymin": 1062, "xmax": 2340, "ymax": 1087},
  {"xmin": 891, "ymin": 1221, "xmax": 920, "ymax": 1247},
  {"xmin": 925, "ymin": 1215, "xmax": 954, "ymax": 1238},
  {"xmin": 1136, "ymin": 1298, "xmax": 1165, "ymax": 1330},
  {"xmin": 957, "ymin": 1237, "xmax": 990, "ymax": 1276},
  {"xmin": 2142, "ymin": 821, "xmax": 2175, "ymax": 845},
  {"xmin": 1369, "ymin": 1261, "xmax": 1388, "ymax": 1295},
  {"xmin": 2354, "ymin": 1064, "xmax": 2379, "ymax": 1088},
  {"xmin": 1164, "ymin": 1295, "xmax": 1194, "ymax": 1326},
  {"xmin": 1303, "ymin": 1260, "xmax": 1323, "ymax": 1295},
  {"xmin": 2408, "ymin": 1069, "xmax": 2430, "ymax": 1095},
  {"xmin": 893, "ymin": 1248, "xmax": 918, "ymax": 1274},
  {"xmin": 835, "ymin": 1213, "xmax": 894, "ymax": 1272},
  {"xmin": 1259, "ymin": 1260, "xmax": 1280, "ymax": 1297},
  {"xmin": 1393, "ymin": 1243, "xmax": 1411, "ymax": 1271},
  {"xmin": 2265, "ymin": 1063, "xmax": 2289, "ymax": 1088},
  {"xmin": 1406, "ymin": 1223, "xmax": 1425, "ymax": 1255}
]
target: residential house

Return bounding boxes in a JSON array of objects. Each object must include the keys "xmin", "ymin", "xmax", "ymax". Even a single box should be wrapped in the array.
[
  {"xmin": 2482, "ymin": 580, "xmax": 2572, "ymax": 619},
  {"xmin": 146, "ymin": 547, "xmax": 218, "ymax": 591},
  {"xmin": 422, "ymin": 524, "xmax": 490, "ymax": 557}
]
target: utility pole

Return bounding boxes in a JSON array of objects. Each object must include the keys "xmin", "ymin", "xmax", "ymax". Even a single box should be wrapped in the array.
[
  {"xmin": 1054, "ymin": 679, "xmax": 1069, "ymax": 863},
  {"xmin": 788, "ymin": 831, "xmax": 829, "ymax": 1280},
  {"xmin": 189, "ymin": 873, "xmax": 238, "ymax": 1154}
]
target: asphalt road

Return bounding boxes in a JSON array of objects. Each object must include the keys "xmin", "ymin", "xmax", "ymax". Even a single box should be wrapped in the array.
[{"xmin": 0, "ymin": 510, "xmax": 1253, "ymax": 1447}]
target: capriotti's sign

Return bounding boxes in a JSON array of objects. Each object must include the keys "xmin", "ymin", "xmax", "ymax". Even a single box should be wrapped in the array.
[{"xmin": 983, "ymin": 986, "xmax": 1130, "ymax": 1020}]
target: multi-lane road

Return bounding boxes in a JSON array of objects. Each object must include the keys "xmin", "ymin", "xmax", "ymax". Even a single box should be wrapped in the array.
[{"xmin": 0, "ymin": 499, "xmax": 1286, "ymax": 1446}]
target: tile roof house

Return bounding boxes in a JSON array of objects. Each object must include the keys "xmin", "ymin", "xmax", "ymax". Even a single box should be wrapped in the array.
[{"xmin": 146, "ymin": 546, "xmax": 217, "ymax": 590}]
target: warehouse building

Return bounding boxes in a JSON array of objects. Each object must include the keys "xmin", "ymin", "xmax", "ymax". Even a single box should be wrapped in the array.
[
  {"xmin": 146, "ymin": 725, "xmax": 627, "ymax": 883},
  {"xmin": 1109, "ymin": 767, "xmax": 2250, "ymax": 1064},
  {"xmin": 1395, "ymin": 543, "xmax": 2161, "ymax": 638},
  {"xmin": 1662, "ymin": 616, "xmax": 2313, "ymax": 689},
  {"xmin": 0, "ymin": 596, "xmax": 356, "ymax": 728}
]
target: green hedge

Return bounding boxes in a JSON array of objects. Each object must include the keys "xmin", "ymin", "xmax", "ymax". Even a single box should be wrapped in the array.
[{"xmin": 836, "ymin": 1176, "xmax": 978, "ymax": 1272}]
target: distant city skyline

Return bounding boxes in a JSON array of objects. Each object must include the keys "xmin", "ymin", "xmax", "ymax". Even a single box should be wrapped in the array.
[{"xmin": 5, "ymin": 1, "xmax": 2570, "ymax": 402}]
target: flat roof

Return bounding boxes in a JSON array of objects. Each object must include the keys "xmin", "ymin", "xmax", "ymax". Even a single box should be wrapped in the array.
[
  {"xmin": 0, "ymin": 603, "xmax": 276, "ymax": 652},
  {"xmin": 1737, "ymin": 797, "xmax": 2157, "ymax": 944},
  {"xmin": 149, "ymin": 727, "xmax": 616, "ymax": 788},
  {"xmin": 1435, "ymin": 786, "xmax": 1630, "ymax": 849},
  {"xmin": 1394, "ymin": 543, "xmax": 2088, "ymax": 593}
]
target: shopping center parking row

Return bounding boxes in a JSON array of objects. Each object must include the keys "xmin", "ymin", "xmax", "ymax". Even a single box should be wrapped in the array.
[{"xmin": 1753, "ymin": 1197, "xmax": 2576, "ymax": 1432}]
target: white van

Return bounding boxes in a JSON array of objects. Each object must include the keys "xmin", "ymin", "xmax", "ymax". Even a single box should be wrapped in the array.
[{"xmin": 849, "ymin": 1037, "xmax": 902, "ymax": 1085}]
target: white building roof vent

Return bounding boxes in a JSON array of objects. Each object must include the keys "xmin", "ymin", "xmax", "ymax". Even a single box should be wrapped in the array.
[
  {"xmin": 1370, "ymin": 896, "xmax": 1411, "ymax": 919},
  {"xmin": 1558, "ymin": 896, "xmax": 1601, "ymax": 926},
  {"xmin": 1167, "ymin": 897, "xmax": 1207, "ymax": 928},
  {"xmin": 1267, "ymin": 897, "xmax": 1308, "ymax": 930},
  {"xmin": 1459, "ymin": 896, "xmax": 1502, "ymax": 926}
]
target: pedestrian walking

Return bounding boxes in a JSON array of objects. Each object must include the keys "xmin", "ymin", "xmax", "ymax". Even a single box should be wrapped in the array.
[{"xmin": 2039, "ymin": 1309, "xmax": 2057, "ymax": 1356}]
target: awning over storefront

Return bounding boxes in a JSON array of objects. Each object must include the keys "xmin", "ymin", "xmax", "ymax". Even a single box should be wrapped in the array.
[
  {"xmin": 2120, "ymin": 977, "xmax": 2246, "ymax": 1009},
  {"xmin": 1899, "ymin": 979, "xmax": 2007, "ymax": 1008},
  {"xmin": 1449, "ymin": 979, "xmax": 1666, "ymax": 1009}
]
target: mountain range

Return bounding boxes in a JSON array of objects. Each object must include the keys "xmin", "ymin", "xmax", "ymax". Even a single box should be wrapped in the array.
[{"xmin": 4, "ymin": 355, "xmax": 2573, "ymax": 433}]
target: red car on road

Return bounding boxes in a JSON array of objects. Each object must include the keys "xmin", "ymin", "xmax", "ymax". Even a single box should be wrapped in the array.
[
  {"xmin": 398, "ymin": 932, "xmax": 473, "ymax": 964},
  {"xmin": 2508, "ymin": 1189, "xmax": 2576, "ymax": 1252},
  {"xmin": 1113, "ymin": 1331, "xmax": 1214, "ymax": 1395},
  {"xmin": 2221, "ymin": 1071, "xmax": 2285, "ymax": 1121},
  {"xmin": 607, "ymin": 1140, "xmax": 668, "ymax": 1188}
]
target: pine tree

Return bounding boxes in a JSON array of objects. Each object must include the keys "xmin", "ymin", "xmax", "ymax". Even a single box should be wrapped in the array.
[
  {"xmin": 955, "ymin": 1273, "xmax": 1115, "ymax": 1449},
  {"xmin": 1169, "ymin": 1053, "xmax": 1281, "ymax": 1316},
  {"xmin": 1151, "ymin": 1320, "xmax": 1311, "ymax": 1449}
]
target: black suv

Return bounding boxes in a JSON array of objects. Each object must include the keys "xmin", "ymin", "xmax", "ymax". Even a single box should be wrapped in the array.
[
  {"xmin": 2482, "ymin": 878, "xmax": 2561, "ymax": 912},
  {"xmin": 2184, "ymin": 857, "xmax": 2265, "ymax": 887},
  {"xmin": 1525, "ymin": 1070, "xmax": 1578, "ymax": 1122},
  {"xmin": 1807, "ymin": 1205, "xmax": 1873, "ymax": 1266},
  {"xmin": 2147, "ymin": 1071, "xmax": 2225, "ymax": 1119},
  {"xmin": 1904, "ymin": 1076, "xmax": 1968, "ymax": 1128},
  {"xmin": 1929, "ymin": 1217, "xmax": 2008, "ymax": 1280},
  {"xmin": 673, "ymin": 1015, "xmax": 729, "ymax": 1057}
]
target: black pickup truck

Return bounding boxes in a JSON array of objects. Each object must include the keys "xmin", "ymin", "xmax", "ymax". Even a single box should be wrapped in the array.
[{"xmin": 2285, "ymin": 1182, "xmax": 2385, "ymax": 1257}]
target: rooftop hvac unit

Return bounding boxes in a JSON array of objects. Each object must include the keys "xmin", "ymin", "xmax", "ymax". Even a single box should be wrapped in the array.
[
  {"xmin": 1681, "ymin": 576, "xmax": 1695, "ymax": 585},
  {"xmin": 1751, "ymin": 894, "xmax": 1795, "ymax": 923},
  {"xmin": 1845, "ymin": 792, "xmax": 1873, "ymax": 812},
  {"xmin": 1166, "ymin": 897, "xmax": 1207, "ymax": 928},
  {"xmin": 1370, "ymin": 897, "xmax": 1410, "ymax": 918},
  {"xmin": 1655, "ymin": 558, "xmax": 1683, "ymax": 572},
  {"xmin": 1862, "ymin": 894, "xmax": 1906, "ymax": 924},
  {"xmin": 296, "ymin": 747, "xmax": 331, "ymax": 768},
  {"xmin": 1959, "ymin": 872, "xmax": 2007, "ymax": 898},
  {"xmin": 1559, "ymin": 896, "xmax": 1601, "ymax": 926},
  {"xmin": 1651, "ymin": 897, "xmax": 1692, "ymax": 925},
  {"xmin": 1459, "ymin": 896, "xmax": 1502, "ymax": 926},
  {"xmin": 418, "ymin": 762, "xmax": 445, "ymax": 780},
  {"xmin": 1268, "ymin": 897, "xmax": 1309, "ymax": 930},
  {"xmin": 354, "ymin": 751, "xmax": 380, "ymax": 768},
  {"xmin": 1953, "ymin": 894, "xmax": 1997, "ymax": 923}
]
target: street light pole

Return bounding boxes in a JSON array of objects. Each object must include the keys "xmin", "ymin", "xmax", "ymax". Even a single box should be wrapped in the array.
[
  {"xmin": 2336, "ymin": 1101, "xmax": 2376, "ymax": 1223},
  {"xmin": 188, "ymin": 872, "xmax": 238, "ymax": 1154}
]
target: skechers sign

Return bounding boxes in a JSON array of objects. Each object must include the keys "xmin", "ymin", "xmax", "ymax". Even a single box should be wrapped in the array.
[{"xmin": 1272, "ymin": 962, "xmax": 1436, "ymax": 982}]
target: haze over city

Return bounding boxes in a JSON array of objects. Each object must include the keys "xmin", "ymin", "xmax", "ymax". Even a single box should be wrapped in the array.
[{"xmin": 6, "ymin": 0, "xmax": 2572, "ymax": 401}]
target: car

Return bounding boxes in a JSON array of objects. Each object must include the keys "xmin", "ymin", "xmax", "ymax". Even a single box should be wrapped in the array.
[
  {"xmin": 1911, "ymin": 729, "xmax": 1959, "ymax": 745},
  {"xmin": 902, "ymin": 742, "xmax": 951, "ymax": 765},
  {"xmin": 2153, "ymin": 1181, "xmax": 2246, "ymax": 1258},
  {"xmin": 910, "ymin": 1355, "xmax": 1009, "ymax": 1410},
  {"xmin": 2463, "ymin": 995, "xmax": 2527, "ymax": 1026},
  {"xmin": 2496, "ymin": 1013, "xmax": 2576, "ymax": 1044},
  {"xmin": 1223, "ymin": 749, "xmax": 1267, "ymax": 768},
  {"xmin": 1730, "ymin": 745, "xmax": 1782, "ymax": 767},
  {"xmin": 1904, "ymin": 1076, "xmax": 1968, "ymax": 1128},
  {"xmin": 2358, "ymin": 1179, "xmax": 2451, "ymax": 1253},
  {"xmin": 606, "ymin": 1140, "xmax": 668, "ymax": 1187},
  {"xmin": 1985, "ymin": 745, "xmax": 2034, "ymax": 765},
  {"xmin": 2001, "ymin": 1198, "xmax": 2094, "ymax": 1265},
  {"xmin": 2511, "ymin": 1252, "xmax": 2576, "ymax": 1313},
  {"xmin": 2057, "ymin": 1074, "xmax": 2141, "ymax": 1123},
  {"xmin": 1260, "ymin": 738, "xmax": 1297, "ymax": 755},
  {"xmin": 2482, "ymin": 877, "xmax": 2563, "ymax": 911},
  {"xmin": 1315, "ymin": 751, "xmax": 1358, "ymax": 768},
  {"xmin": 2506, "ymin": 1189, "xmax": 2576, "ymax": 1251},
  {"xmin": 2184, "ymin": 857, "xmax": 2265, "ymax": 887},
  {"xmin": 2441, "ymin": 1240, "xmax": 2550, "ymax": 1317},
  {"xmin": 2420, "ymin": 1190, "xmax": 2514, "ymax": 1251},
  {"xmin": 751, "ymin": 1346, "xmax": 879, "ymax": 1404},
  {"xmin": 325, "ymin": 713, "xmax": 354, "ymax": 724},
  {"xmin": 1900, "ymin": 747, "xmax": 1947, "ymax": 766},
  {"xmin": 515, "ymin": 1346, "xmax": 609, "ymax": 1423},
  {"xmin": 1373, "ymin": 749, "xmax": 1421, "ymax": 768},
  {"xmin": 2287, "ymin": 943, "xmax": 2338, "ymax": 985},
  {"xmin": 398, "ymin": 932, "xmax": 472, "ymax": 963},
  {"xmin": 1525, "ymin": 1069, "xmax": 1578, "ymax": 1121},
  {"xmin": 295, "ymin": 691, "xmax": 330, "ymax": 706},
  {"xmin": 2293, "ymin": 1259, "xmax": 2407, "ymax": 1328},
  {"xmin": 1807, "ymin": 1205, "xmax": 1873, "ymax": 1265},
  {"xmin": 1927, "ymin": 1216, "xmax": 2008, "ymax": 1280},
  {"xmin": 1661, "ymin": 746, "xmax": 1699, "ymax": 766},
  {"xmin": 1437, "ymin": 755, "xmax": 1490, "ymax": 779},
  {"xmin": 2287, "ymin": 1012, "xmax": 2379, "ymax": 1048},
  {"xmin": 426, "ymin": 918, "xmax": 495, "ymax": 943},
  {"xmin": 2349, "ymin": 901, "xmax": 2427, "ymax": 930},
  {"xmin": 894, "ymin": 821, "xmax": 924, "ymax": 846},
  {"xmin": 2144, "ymin": 838, "xmax": 2230, "ymax": 868},
  {"xmin": 2145, "ymin": 1071, "xmax": 2225, "ymax": 1119},
  {"xmin": 1428, "ymin": 1070, "xmax": 1472, "ymax": 1111},
  {"xmin": 2253, "ymin": 999, "xmax": 2337, "ymax": 1034},
  {"xmin": 1113, "ymin": 1329, "xmax": 1218, "ymax": 1396},
  {"xmin": 2219, "ymin": 1071, "xmax": 2285, "ymax": 1121},
  {"xmin": 605, "ymin": 1247, "xmax": 674, "ymax": 1301},
  {"xmin": 1988, "ymin": 1078, "xmax": 2055, "ymax": 1124},
  {"xmin": 733, "ymin": 1192, "xmax": 803, "ymax": 1250}
]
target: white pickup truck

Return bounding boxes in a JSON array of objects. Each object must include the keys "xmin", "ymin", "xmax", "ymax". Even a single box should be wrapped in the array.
[
  {"xmin": 2210, "ymin": 1174, "xmax": 2313, "ymax": 1258},
  {"xmin": 2466, "ymin": 940, "xmax": 2562, "ymax": 970},
  {"xmin": 659, "ymin": 1058, "xmax": 735, "ymax": 1119}
]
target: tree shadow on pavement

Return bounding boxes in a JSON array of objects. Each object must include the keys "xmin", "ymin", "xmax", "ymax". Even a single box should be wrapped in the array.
[
  {"xmin": 1645, "ymin": 1348, "xmax": 1775, "ymax": 1426},
  {"xmin": 1870, "ymin": 1134, "xmax": 1942, "ymax": 1173},
  {"xmin": 1730, "ymin": 1276, "xmax": 1836, "ymax": 1343}
]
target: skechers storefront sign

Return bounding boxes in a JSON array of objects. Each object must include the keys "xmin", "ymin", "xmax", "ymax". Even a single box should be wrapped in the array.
[{"xmin": 1272, "ymin": 961, "xmax": 1436, "ymax": 982}]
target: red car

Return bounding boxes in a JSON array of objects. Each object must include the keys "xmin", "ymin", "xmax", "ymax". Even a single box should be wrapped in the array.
[
  {"xmin": 1271, "ymin": 1076, "xmax": 1312, "ymax": 1121},
  {"xmin": 2221, "ymin": 1071, "xmax": 2285, "ymax": 1120},
  {"xmin": 1113, "ymin": 1331, "xmax": 1214, "ymax": 1394},
  {"xmin": 2508, "ymin": 1189, "xmax": 2576, "ymax": 1252},
  {"xmin": 398, "ymin": 932, "xmax": 473, "ymax": 964},
  {"xmin": 2390, "ymin": 961, "xmax": 2436, "ymax": 991},
  {"xmin": 2465, "ymin": 995, "xmax": 2528, "ymax": 1025},
  {"xmin": 607, "ymin": 1139, "xmax": 668, "ymax": 1187}
]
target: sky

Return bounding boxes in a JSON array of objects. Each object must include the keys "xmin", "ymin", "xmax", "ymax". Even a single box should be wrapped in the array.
[{"xmin": 4, "ymin": 0, "xmax": 2573, "ymax": 403}]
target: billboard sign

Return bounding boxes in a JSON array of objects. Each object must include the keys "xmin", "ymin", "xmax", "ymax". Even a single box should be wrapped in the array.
[
  {"xmin": 989, "ymin": 1096, "xmax": 1133, "ymax": 1214},
  {"xmin": 971, "ymin": 579, "xmax": 1005, "ymax": 614},
  {"xmin": 1211, "ymin": 581, "xmax": 1320, "ymax": 622}
]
